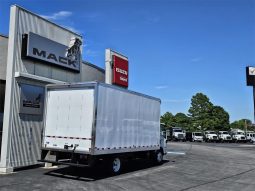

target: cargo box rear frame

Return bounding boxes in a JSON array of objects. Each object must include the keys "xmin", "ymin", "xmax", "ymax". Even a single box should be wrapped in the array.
[{"xmin": 41, "ymin": 82, "xmax": 161, "ymax": 156}]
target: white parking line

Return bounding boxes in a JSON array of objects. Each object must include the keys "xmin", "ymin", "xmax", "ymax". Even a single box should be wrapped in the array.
[
  {"xmin": 114, "ymin": 165, "xmax": 176, "ymax": 181},
  {"xmin": 167, "ymin": 151, "xmax": 186, "ymax": 155},
  {"xmin": 239, "ymin": 144, "xmax": 255, "ymax": 147}
]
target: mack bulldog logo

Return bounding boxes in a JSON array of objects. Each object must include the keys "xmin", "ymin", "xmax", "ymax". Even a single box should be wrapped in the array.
[
  {"xmin": 66, "ymin": 37, "xmax": 82, "ymax": 66},
  {"xmin": 22, "ymin": 32, "xmax": 82, "ymax": 72}
]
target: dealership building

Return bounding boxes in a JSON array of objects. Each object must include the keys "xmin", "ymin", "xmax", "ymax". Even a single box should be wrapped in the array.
[{"xmin": 0, "ymin": 5, "xmax": 112, "ymax": 173}]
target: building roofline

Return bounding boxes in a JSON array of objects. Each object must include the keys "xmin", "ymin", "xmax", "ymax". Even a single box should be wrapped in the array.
[
  {"xmin": 83, "ymin": 61, "xmax": 105, "ymax": 73},
  {"xmin": 0, "ymin": 34, "xmax": 104, "ymax": 74},
  {"xmin": 12, "ymin": 5, "xmax": 82, "ymax": 38}
]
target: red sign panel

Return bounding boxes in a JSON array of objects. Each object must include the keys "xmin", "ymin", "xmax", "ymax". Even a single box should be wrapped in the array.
[{"xmin": 112, "ymin": 55, "xmax": 128, "ymax": 88}]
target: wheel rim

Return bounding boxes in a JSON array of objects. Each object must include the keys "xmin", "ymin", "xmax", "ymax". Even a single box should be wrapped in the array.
[
  {"xmin": 157, "ymin": 152, "xmax": 163, "ymax": 163},
  {"xmin": 112, "ymin": 158, "xmax": 121, "ymax": 173}
]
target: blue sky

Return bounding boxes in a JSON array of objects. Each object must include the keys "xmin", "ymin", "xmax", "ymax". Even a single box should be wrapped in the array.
[{"xmin": 1, "ymin": 0, "xmax": 255, "ymax": 122}]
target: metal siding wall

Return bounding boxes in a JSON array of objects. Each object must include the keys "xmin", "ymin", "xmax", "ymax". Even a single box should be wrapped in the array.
[
  {"xmin": 81, "ymin": 64, "xmax": 105, "ymax": 82},
  {"xmin": 8, "ymin": 7, "xmax": 83, "ymax": 168},
  {"xmin": 0, "ymin": 36, "xmax": 8, "ymax": 80},
  {"xmin": 1, "ymin": 6, "xmax": 105, "ymax": 169}
]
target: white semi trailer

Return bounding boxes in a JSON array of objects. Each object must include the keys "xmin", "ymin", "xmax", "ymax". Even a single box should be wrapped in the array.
[{"xmin": 40, "ymin": 82, "xmax": 166, "ymax": 174}]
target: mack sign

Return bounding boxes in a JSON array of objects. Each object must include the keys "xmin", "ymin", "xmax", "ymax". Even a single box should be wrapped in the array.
[{"xmin": 22, "ymin": 32, "xmax": 81, "ymax": 72}]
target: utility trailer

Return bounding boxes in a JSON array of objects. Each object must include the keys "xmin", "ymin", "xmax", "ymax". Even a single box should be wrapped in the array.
[{"xmin": 40, "ymin": 82, "xmax": 166, "ymax": 174}]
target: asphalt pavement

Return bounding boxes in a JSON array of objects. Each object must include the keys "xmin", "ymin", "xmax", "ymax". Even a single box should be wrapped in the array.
[{"xmin": 0, "ymin": 142, "xmax": 255, "ymax": 191}]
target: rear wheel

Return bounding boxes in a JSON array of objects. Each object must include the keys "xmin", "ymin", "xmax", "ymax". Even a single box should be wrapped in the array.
[
  {"xmin": 108, "ymin": 157, "xmax": 122, "ymax": 175},
  {"xmin": 154, "ymin": 150, "xmax": 163, "ymax": 164}
]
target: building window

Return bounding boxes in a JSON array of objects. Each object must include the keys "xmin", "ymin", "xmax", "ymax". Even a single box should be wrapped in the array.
[{"xmin": 19, "ymin": 83, "xmax": 45, "ymax": 115}]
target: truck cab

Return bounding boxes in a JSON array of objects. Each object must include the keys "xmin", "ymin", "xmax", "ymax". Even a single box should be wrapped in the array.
[
  {"xmin": 192, "ymin": 132, "xmax": 203, "ymax": 142},
  {"xmin": 231, "ymin": 129, "xmax": 246, "ymax": 143},
  {"xmin": 246, "ymin": 131, "xmax": 255, "ymax": 143},
  {"xmin": 204, "ymin": 131, "xmax": 218, "ymax": 142},
  {"xmin": 218, "ymin": 131, "xmax": 232, "ymax": 142},
  {"xmin": 171, "ymin": 127, "xmax": 186, "ymax": 141}
]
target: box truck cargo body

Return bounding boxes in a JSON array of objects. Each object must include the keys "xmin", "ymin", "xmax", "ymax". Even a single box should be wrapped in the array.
[{"xmin": 41, "ymin": 82, "xmax": 165, "ymax": 174}]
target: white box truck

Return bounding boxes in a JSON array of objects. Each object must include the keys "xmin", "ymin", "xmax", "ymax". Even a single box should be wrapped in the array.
[
  {"xmin": 230, "ymin": 129, "xmax": 246, "ymax": 143},
  {"xmin": 40, "ymin": 82, "xmax": 166, "ymax": 174}
]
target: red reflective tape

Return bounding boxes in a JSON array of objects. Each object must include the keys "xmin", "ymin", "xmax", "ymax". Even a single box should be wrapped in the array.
[{"xmin": 45, "ymin": 135, "xmax": 91, "ymax": 140}]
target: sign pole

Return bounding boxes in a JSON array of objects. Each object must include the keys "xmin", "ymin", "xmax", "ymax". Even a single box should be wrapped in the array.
[{"xmin": 253, "ymin": 86, "xmax": 255, "ymax": 123}]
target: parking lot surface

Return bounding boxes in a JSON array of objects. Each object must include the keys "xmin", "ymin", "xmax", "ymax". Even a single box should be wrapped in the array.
[{"xmin": 1, "ymin": 142, "xmax": 255, "ymax": 191}]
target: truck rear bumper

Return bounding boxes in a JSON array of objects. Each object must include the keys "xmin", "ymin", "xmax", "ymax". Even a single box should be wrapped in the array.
[{"xmin": 40, "ymin": 148, "xmax": 94, "ymax": 167}]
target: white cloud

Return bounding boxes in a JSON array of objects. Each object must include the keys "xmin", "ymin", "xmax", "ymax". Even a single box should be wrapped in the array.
[
  {"xmin": 40, "ymin": 11, "xmax": 81, "ymax": 34},
  {"xmin": 41, "ymin": 11, "xmax": 72, "ymax": 20},
  {"xmin": 155, "ymin": 85, "xmax": 168, "ymax": 89},
  {"xmin": 162, "ymin": 99, "xmax": 189, "ymax": 103}
]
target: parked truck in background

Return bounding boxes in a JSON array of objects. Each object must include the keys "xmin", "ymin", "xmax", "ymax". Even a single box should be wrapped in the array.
[
  {"xmin": 246, "ymin": 131, "xmax": 255, "ymax": 143},
  {"xmin": 191, "ymin": 132, "xmax": 203, "ymax": 142},
  {"xmin": 218, "ymin": 131, "xmax": 232, "ymax": 142},
  {"xmin": 165, "ymin": 129, "xmax": 171, "ymax": 141},
  {"xmin": 169, "ymin": 127, "xmax": 186, "ymax": 141},
  {"xmin": 160, "ymin": 124, "xmax": 171, "ymax": 141},
  {"xmin": 185, "ymin": 132, "xmax": 192, "ymax": 142},
  {"xmin": 230, "ymin": 129, "xmax": 246, "ymax": 143},
  {"xmin": 186, "ymin": 132, "xmax": 203, "ymax": 142},
  {"xmin": 204, "ymin": 131, "xmax": 219, "ymax": 142},
  {"xmin": 40, "ymin": 82, "xmax": 166, "ymax": 175}
]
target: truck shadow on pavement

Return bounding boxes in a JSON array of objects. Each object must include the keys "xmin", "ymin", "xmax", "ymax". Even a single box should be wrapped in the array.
[{"xmin": 44, "ymin": 159, "xmax": 169, "ymax": 181}]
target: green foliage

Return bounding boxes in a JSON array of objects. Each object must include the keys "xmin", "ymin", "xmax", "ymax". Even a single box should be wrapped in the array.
[
  {"xmin": 210, "ymin": 106, "xmax": 230, "ymax": 130},
  {"xmin": 160, "ymin": 112, "xmax": 174, "ymax": 128},
  {"xmin": 161, "ymin": 92, "xmax": 235, "ymax": 132},
  {"xmin": 160, "ymin": 112, "xmax": 190, "ymax": 130},
  {"xmin": 230, "ymin": 119, "xmax": 252, "ymax": 130},
  {"xmin": 188, "ymin": 93, "xmax": 230, "ymax": 131},
  {"xmin": 188, "ymin": 93, "xmax": 213, "ymax": 130},
  {"xmin": 174, "ymin": 112, "xmax": 190, "ymax": 129}
]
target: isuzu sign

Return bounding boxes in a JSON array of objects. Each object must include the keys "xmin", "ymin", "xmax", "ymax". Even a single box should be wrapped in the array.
[
  {"xmin": 112, "ymin": 55, "xmax": 128, "ymax": 87},
  {"xmin": 246, "ymin": 66, "xmax": 255, "ymax": 86},
  {"xmin": 21, "ymin": 32, "xmax": 82, "ymax": 72}
]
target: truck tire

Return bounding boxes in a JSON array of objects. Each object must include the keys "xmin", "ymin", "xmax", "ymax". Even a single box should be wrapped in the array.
[
  {"xmin": 154, "ymin": 150, "xmax": 163, "ymax": 165},
  {"xmin": 108, "ymin": 157, "xmax": 122, "ymax": 175}
]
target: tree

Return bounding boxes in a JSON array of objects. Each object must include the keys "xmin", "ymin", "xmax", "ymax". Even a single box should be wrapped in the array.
[
  {"xmin": 160, "ymin": 112, "xmax": 174, "ymax": 128},
  {"xmin": 188, "ymin": 93, "xmax": 213, "ymax": 130},
  {"xmin": 230, "ymin": 119, "xmax": 252, "ymax": 130},
  {"xmin": 163, "ymin": 92, "xmax": 232, "ymax": 131},
  {"xmin": 174, "ymin": 113, "xmax": 190, "ymax": 129},
  {"xmin": 188, "ymin": 93, "xmax": 230, "ymax": 131},
  {"xmin": 210, "ymin": 106, "xmax": 230, "ymax": 130}
]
